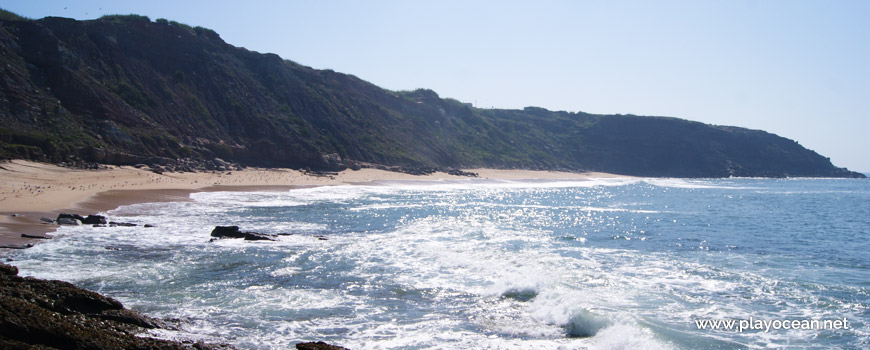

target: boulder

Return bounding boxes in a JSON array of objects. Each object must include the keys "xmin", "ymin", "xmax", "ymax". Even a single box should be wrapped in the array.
[
  {"xmin": 210, "ymin": 226, "xmax": 245, "ymax": 239},
  {"xmin": 210, "ymin": 226, "xmax": 276, "ymax": 241},
  {"xmin": 57, "ymin": 217, "xmax": 80, "ymax": 225},
  {"xmin": 296, "ymin": 342, "xmax": 349, "ymax": 350},
  {"xmin": 82, "ymin": 215, "xmax": 107, "ymax": 225},
  {"xmin": 213, "ymin": 157, "xmax": 230, "ymax": 167},
  {"xmin": 446, "ymin": 168, "xmax": 479, "ymax": 177},
  {"xmin": 58, "ymin": 213, "xmax": 85, "ymax": 221},
  {"xmin": 57, "ymin": 213, "xmax": 85, "ymax": 224}
]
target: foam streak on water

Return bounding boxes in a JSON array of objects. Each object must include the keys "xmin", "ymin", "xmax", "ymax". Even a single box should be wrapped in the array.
[{"xmin": 12, "ymin": 178, "xmax": 870, "ymax": 349}]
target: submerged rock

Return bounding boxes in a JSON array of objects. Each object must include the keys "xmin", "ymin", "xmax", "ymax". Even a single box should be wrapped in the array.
[
  {"xmin": 0, "ymin": 243, "xmax": 33, "ymax": 249},
  {"xmin": 109, "ymin": 221, "xmax": 137, "ymax": 227},
  {"xmin": 243, "ymin": 232, "xmax": 277, "ymax": 241},
  {"xmin": 501, "ymin": 288, "xmax": 538, "ymax": 302},
  {"xmin": 565, "ymin": 309, "xmax": 610, "ymax": 338}
]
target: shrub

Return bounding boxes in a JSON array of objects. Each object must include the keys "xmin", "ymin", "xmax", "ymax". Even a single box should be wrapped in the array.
[{"xmin": 99, "ymin": 14, "xmax": 151, "ymax": 23}]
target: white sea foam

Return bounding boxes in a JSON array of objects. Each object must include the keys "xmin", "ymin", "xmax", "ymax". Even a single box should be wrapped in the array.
[
  {"xmin": 11, "ymin": 178, "xmax": 866, "ymax": 349},
  {"xmin": 643, "ymin": 178, "xmax": 760, "ymax": 190},
  {"xmin": 326, "ymin": 215, "xmax": 678, "ymax": 349},
  {"xmin": 373, "ymin": 176, "xmax": 638, "ymax": 192},
  {"xmin": 591, "ymin": 321, "xmax": 673, "ymax": 350},
  {"xmin": 188, "ymin": 185, "xmax": 400, "ymax": 208}
]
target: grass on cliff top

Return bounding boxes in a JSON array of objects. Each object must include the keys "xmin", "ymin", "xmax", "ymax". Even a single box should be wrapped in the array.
[{"xmin": 0, "ymin": 8, "xmax": 29, "ymax": 21}]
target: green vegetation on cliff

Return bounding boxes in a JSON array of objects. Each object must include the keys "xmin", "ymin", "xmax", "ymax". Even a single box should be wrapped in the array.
[{"xmin": 0, "ymin": 11, "xmax": 862, "ymax": 177}]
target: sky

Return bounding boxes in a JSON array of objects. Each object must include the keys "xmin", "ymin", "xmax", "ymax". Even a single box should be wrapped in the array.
[{"xmin": 5, "ymin": 0, "xmax": 869, "ymax": 172}]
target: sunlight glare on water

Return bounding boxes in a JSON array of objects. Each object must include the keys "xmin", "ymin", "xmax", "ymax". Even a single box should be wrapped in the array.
[{"xmin": 13, "ymin": 178, "xmax": 870, "ymax": 349}]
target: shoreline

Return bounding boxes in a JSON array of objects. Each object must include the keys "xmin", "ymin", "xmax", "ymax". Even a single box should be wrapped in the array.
[{"xmin": 0, "ymin": 160, "xmax": 622, "ymax": 249}]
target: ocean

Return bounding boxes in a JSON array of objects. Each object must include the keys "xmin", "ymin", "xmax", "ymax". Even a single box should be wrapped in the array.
[{"xmin": 12, "ymin": 177, "xmax": 870, "ymax": 349}]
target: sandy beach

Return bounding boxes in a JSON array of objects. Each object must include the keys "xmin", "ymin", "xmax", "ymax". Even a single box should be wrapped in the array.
[{"xmin": 0, "ymin": 159, "xmax": 621, "ymax": 249}]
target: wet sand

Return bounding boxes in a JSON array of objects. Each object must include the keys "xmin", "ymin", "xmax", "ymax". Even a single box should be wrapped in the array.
[{"xmin": 0, "ymin": 160, "xmax": 621, "ymax": 250}]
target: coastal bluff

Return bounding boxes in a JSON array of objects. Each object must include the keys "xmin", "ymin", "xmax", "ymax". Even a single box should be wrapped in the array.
[{"xmin": 0, "ymin": 12, "xmax": 862, "ymax": 178}]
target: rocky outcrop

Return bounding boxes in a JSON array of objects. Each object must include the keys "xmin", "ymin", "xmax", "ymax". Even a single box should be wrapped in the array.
[
  {"xmin": 13, "ymin": 212, "xmax": 160, "ymax": 250},
  {"xmin": 82, "ymin": 215, "xmax": 107, "ymax": 225},
  {"xmin": 52, "ymin": 213, "xmax": 142, "ymax": 227},
  {"xmin": 56, "ymin": 213, "xmax": 85, "ymax": 225},
  {"xmin": 210, "ymin": 226, "xmax": 276, "ymax": 241},
  {"xmin": 0, "ymin": 263, "xmax": 234, "ymax": 350}
]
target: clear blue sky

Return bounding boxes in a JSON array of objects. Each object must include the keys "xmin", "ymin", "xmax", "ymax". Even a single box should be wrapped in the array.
[{"xmin": 5, "ymin": 1, "xmax": 869, "ymax": 172}]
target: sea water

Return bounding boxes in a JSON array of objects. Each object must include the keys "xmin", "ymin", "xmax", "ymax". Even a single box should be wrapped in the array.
[{"xmin": 11, "ymin": 177, "xmax": 870, "ymax": 349}]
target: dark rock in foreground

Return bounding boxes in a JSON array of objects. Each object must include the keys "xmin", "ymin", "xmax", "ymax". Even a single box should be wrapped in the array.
[
  {"xmin": 0, "ymin": 264, "xmax": 17, "ymax": 276},
  {"xmin": 0, "ymin": 263, "xmax": 234, "ymax": 350},
  {"xmin": 210, "ymin": 226, "xmax": 276, "ymax": 241}
]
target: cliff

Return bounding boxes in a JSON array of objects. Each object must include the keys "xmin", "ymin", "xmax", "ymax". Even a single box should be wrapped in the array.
[{"xmin": 0, "ymin": 13, "xmax": 862, "ymax": 178}]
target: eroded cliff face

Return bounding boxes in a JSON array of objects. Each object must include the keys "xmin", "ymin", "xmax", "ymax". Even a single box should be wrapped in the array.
[{"xmin": 0, "ymin": 14, "xmax": 862, "ymax": 178}]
